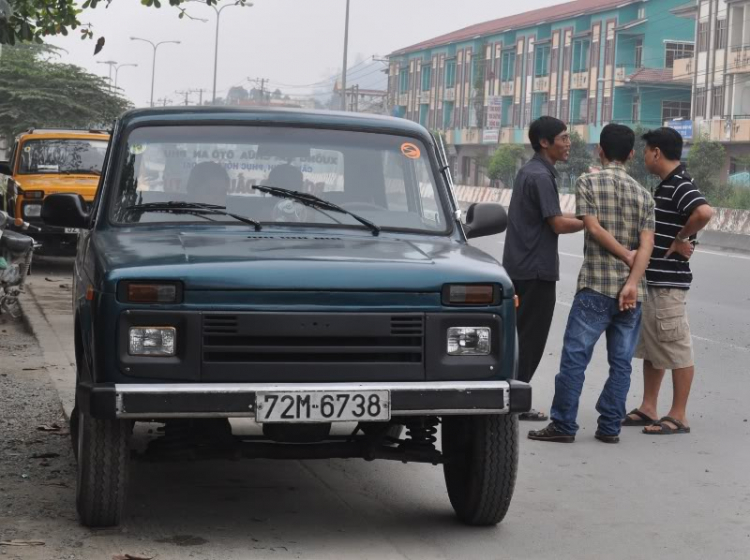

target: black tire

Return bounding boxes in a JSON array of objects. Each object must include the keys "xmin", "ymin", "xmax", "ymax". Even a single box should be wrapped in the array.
[
  {"xmin": 75, "ymin": 409, "xmax": 131, "ymax": 528},
  {"xmin": 70, "ymin": 404, "xmax": 80, "ymax": 460},
  {"xmin": 442, "ymin": 414, "xmax": 519, "ymax": 526}
]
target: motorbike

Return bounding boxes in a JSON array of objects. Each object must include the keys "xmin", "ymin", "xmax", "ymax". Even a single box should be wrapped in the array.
[{"xmin": 0, "ymin": 210, "xmax": 39, "ymax": 317}]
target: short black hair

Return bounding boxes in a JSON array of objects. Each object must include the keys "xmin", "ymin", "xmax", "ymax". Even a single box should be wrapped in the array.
[
  {"xmin": 642, "ymin": 127, "xmax": 683, "ymax": 161},
  {"xmin": 599, "ymin": 123, "xmax": 635, "ymax": 163},
  {"xmin": 528, "ymin": 116, "xmax": 567, "ymax": 152}
]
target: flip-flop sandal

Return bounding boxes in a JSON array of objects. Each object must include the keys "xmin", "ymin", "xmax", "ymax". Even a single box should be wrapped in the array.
[
  {"xmin": 622, "ymin": 408, "xmax": 656, "ymax": 427},
  {"xmin": 642, "ymin": 416, "xmax": 691, "ymax": 435},
  {"xmin": 519, "ymin": 409, "xmax": 549, "ymax": 421}
]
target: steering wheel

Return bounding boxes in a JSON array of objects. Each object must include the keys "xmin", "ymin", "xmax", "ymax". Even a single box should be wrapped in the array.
[{"xmin": 340, "ymin": 201, "xmax": 386, "ymax": 211}]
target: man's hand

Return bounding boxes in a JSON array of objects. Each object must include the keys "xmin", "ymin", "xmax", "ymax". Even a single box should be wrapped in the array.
[
  {"xmin": 624, "ymin": 250, "xmax": 637, "ymax": 270},
  {"xmin": 665, "ymin": 238, "xmax": 694, "ymax": 260},
  {"xmin": 619, "ymin": 281, "xmax": 638, "ymax": 312}
]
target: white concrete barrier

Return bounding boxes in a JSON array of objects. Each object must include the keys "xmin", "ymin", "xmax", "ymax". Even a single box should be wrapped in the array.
[{"xmin": 454, "ymin": 186, "xmax": 750, "ymax": 237}]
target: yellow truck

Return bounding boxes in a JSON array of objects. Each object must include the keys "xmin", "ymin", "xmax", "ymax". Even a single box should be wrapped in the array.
[{"xmin": 0, "ymin": 128, "xmax": 110, "ymax": 253}]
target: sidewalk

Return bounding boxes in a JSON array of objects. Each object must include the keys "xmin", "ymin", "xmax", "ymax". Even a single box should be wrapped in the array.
[{"xmin": 20, "ymin": 274, "xmax": 77, "ymax": 419}]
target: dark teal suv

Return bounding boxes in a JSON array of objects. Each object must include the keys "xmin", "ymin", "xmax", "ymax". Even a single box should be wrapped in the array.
[{"xmin": 41, "ymin": 107, "xmax": 530, "ymax": 529}]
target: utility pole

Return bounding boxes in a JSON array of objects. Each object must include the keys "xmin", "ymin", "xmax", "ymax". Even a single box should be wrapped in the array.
[
  {"xmin": 193, "ymin": 88, "xmax": 208, "ymax": 106},
  {"xmin": 176, "ymin": 90, "xmax": 192, "ymax": 106},
  {"xmin": 341, "ymin": 0, "xmax": 351, "ymax": 111},
  {"xmin": 253, "ymin": 78, "xmax": 268, "ymax": 105},
  {"xmin": 157, "ymin": 97, "xmax": 172, "ymax": 107},
  {"xmin": 130, "ymin": 37, "xmax": 181, "ymax": 108}
]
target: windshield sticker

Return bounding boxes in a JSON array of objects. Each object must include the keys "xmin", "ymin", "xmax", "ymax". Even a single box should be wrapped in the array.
[
  {"xmin": 401, "ymin": 143, "xmax": 421, "ymax": 159},
  {"xmin": 129, "ymin": 143, "xmax": 147, "ymax": 155}
]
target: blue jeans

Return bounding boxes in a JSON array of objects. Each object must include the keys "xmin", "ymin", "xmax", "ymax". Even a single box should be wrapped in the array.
[{"xmin": 550, "ymin": 289, "xmax": 642, "ymax": 436}]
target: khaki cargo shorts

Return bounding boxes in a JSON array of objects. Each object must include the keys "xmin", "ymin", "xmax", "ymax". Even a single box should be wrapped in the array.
[{"xmin": 634, "ymin": 287, "xmax": 694, "ymax": 370}]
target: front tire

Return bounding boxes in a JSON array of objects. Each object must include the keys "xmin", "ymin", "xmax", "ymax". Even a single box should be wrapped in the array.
[
  {"xmin": 442, "ymin": 414, "xmax": 519, "ymax": 526},
  {"xmin": 75, "ymin": 409, "xmax": 131, "ymax": 528}
]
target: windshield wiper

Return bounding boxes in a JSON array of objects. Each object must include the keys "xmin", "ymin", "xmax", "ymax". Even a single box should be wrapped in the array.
[
  {"xmin": 126, "ymin": 201, "xmax": 262, "ymax": 230},
  {"xmin": 252, "ymin": 185, "xmax": 380, "ymax": 236}
]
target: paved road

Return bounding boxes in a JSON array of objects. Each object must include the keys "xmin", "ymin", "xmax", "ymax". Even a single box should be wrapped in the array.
[{"xmin": 11, "ymin": 237, "xmax": 750, "ymax": 560}]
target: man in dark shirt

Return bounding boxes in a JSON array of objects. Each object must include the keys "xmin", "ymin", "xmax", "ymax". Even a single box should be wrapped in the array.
[
  {"xmin": 623, "ymin": 128, "xmax": 713, "ymax": 435},
  {"xmin": 503, "ymin": 116, "xmax": 583, "ymax": 421}
]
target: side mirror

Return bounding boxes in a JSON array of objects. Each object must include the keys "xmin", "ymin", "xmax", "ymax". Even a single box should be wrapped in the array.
[
  {"xmin": 463, "ymin": 202, "xmax": 507, "ymax": 239},
  {"xmin": 0, "ymin": 161, "xmax": 11, "ymax": 176},
  {"xmin": 41, "ymin": 193, "xmax": 90, "ymax": 229}
]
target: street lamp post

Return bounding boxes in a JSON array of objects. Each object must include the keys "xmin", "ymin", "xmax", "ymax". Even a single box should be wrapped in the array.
[
  {"xmin": 96, "ymin": 60, "xmax": 118, "ymax": 92},
  {"xmin": 114, "ymin": 63, "xmax": 138, "ymax": 91},
  {"xmin": 341, "ymin": 0, "xmax": 351, "ymax": 111},
  {"xmin": 130, "ymin": 37, "xmax": 181, "ymax": 108},
  {"xmin": 189, "ymin": 1, "xmax": 253, "ymax": 105}
]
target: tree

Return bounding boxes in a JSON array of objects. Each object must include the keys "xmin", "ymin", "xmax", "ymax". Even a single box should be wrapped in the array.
[
  {"xmin": 488, "ymin": 144, "xmax": 526, "ymax": 188},
  {"xmin": 0, "ymin": 45, "xmax": 131, "ymax": 138},
  {"xmin": 687, "ymin": 135, "xmax": 727, "ymax": 204},
  {"xmin": 0, "ymin": 1, "xmax": 249, "ymax": 48},
  {"xmin": 557, "ymin": 130, "xmax": 593, "ymax": 191},
  {"xmin": 626, "ymin": 125, "xmax": 660, "ymax": 191}
]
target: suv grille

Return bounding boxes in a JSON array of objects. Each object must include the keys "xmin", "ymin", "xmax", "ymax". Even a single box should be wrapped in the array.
[{"xmin": 202, "ymin": 313, "xmax": 424, "ymax": 364}]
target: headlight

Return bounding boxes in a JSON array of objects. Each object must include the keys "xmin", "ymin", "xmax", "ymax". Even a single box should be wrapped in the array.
[
  {"xmin": 129, "ymin": 327, "xmax": 176, "ymax": 356},
  {"xmin": 24, "ymin": 203, "xmax": 42, "ymax": 218},
  {"xmin": 447, "ymin": 327, "xmax": 491, "ymax": 356}
]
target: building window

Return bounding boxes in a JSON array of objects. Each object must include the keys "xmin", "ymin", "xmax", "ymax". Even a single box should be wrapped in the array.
[
  {"xmin": 665, "ymin": 42, "xmax": 695, "ymax": 68},
  {"xmin": 501, "ymin": 51, "xmax": 515, "ymax": 82},
  {"xmin": 602, "ymin": 97, "xmax": 612, "ymax": 123},
  {"xmin": 715, "ymin": 19, "xmax": 727, "ymax": 50},
  {"xmin": 445, "ymin": 61, "xmax": 456, "ymax": 88},
  {"xmin": 662, "ymin": 100, "xmax": 691, "ymax": 121},
  {"xmin": 694, "ymin": 88, "xmax": 707, "ymax": 118},
  {"xmin": 535, "ymin": 45, "xmax": 551, "ymax": 77},
  {"xmin": 399, "ymin": 71, "xmax": 409, "ymax": 94},
  {"xmin": 635, "ymin": 37, "xmax": 643, "ymax": 68},
  {"xmin": 573, "ymin": 40, "xmax": 590, "ymax": 73},
  {"xmin": 697, "ymin": 21, "xmax": 710, "ymax": 52},
  {"xmin": 422, "ymin": 66, "xmax": 432, "ymax": 91},
  {"xmin": 712, "ymin": 85, "xmax": 725, "ymax": 117},
  {"xmin": 638, "ymin": 5, "xmax": 646, "ymax": 20},
  {"xmin": 632, "ymin": 95, "xmax": 640, "ymax": 123}
]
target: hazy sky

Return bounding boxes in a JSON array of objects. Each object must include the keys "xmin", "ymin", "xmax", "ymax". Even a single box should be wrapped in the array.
[{"xmin": 47, "ymin": 0, "xmax": 561, "ymax": 108}]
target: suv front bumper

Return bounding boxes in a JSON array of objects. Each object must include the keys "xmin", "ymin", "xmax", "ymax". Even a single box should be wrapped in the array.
[{"xmin": 78, "ymin": 380, "xmax": 532, "ymax": 420}]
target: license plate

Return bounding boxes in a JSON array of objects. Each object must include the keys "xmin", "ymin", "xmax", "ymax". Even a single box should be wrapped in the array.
[
  {"xmin": 255, "ymin": 390, "xmax": 390, "ymax": 424},
  {"xmin": 64, "ymin": 228, "xmax": 79, "ymax": 234}
]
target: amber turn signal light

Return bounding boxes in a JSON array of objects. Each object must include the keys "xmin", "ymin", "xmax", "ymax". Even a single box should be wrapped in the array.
[
  {"xmin": 119, "ymin": 282, "xmax": 182, "ymax": 304},
  {"xmin": 442, "ymin": 284, "xmax": 497, "ymax": 305}
]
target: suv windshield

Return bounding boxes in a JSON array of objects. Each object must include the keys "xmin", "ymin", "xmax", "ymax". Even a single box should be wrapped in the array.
[
  {"xmin": 110, "ymin": 125, "xmax": 448, "ymax": 234},
  {"xmin": 18, "ymin": 139, "xmax": 108, "ymax": 175}
]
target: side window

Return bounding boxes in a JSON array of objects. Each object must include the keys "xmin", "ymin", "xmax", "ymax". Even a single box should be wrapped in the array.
[
  {"xmin": 383, "ymin": 151, "xmax": 409, "ymax": 211},
  {"xmin": 381, "ymin": 150, "xmax": 444, "ymax": 228}
]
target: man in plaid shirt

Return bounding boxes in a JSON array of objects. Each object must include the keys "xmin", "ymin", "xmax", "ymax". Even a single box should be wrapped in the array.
[{"xmin": 529, "ymin": 124, "xmax": 655, "ymax": 444}]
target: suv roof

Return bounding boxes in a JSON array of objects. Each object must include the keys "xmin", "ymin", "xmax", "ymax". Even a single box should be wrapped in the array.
[
  {"xmin": 17, "ymin": 129, "xmax": 110, "ymax": 141},
  {"xmin": 119, "ymin": 106, "xmax": 432, "ymax": 141}
]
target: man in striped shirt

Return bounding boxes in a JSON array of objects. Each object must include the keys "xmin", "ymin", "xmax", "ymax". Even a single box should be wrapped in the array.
[{"xmin": 623, "ymin": 128, "xmax": 714, "ymax": 436}]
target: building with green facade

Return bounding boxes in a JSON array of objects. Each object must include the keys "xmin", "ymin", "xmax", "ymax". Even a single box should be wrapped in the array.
[{"xmin": 387, "ymin": 0, "xmax": 695, "ymax": 185}]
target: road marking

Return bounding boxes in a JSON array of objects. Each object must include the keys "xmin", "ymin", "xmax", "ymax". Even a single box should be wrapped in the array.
[
  {"xmin": 554, "ymin": 301, "xmax": 749, "ymax": 352},
  {"xmin": 691, "ymin": 335, "xmax": 750, "ymax": 353},
  {"xmin": 694, "ymin": 248, "xmax": 750, "ymax": 262}
]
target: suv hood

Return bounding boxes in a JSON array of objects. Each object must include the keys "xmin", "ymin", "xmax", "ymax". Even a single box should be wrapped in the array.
[
  {"xmin": 17, "ymin": 175, "xmax": 100, "ymax": 200},
  {"xmin": 94, "ymin": 229, "xmax": 507, "ymax": 292}
]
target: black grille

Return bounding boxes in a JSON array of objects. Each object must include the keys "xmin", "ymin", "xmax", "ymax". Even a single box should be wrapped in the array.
[{"xmin": 202, "ymin": 313, "xmax": 424, "ymax": 364}]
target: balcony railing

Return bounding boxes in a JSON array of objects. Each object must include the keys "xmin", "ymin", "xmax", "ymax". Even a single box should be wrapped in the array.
[
  {"xmin": 673, "ymin": 57, "xmax": 694, "ymax": 80},
  {"xmin": 728, "ymin": 46, "xmax": 750, "ymax": 74},
  {"xmin": 444, "ymin": 88, "xmax": 456, "ymax": 101},
  {"xmin": 500, "ymin": 81, "xmax": 515, "ymax": 96},
  {"xmin": 398, "ymin": 93, "xmax": 408, "ymax": 106},
  {"xmin": 615, "ymin": 66, "xmax": 626, "ymax": 85},
  {"xmin": 418, "ymin": 91, "xmax": 431, "ymax": 104},
  {"xmin": 533, "ymin": 76, "xmax": 550, "ymax": 92},
  {"xmin": 571, "ymin": 72, "xmax": 589, "ymax": 90}
]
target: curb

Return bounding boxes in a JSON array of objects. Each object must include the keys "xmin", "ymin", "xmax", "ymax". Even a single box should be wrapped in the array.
[{"xmin": 19, "ymin": 284, "xmax": 76, "ymax": 421}]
